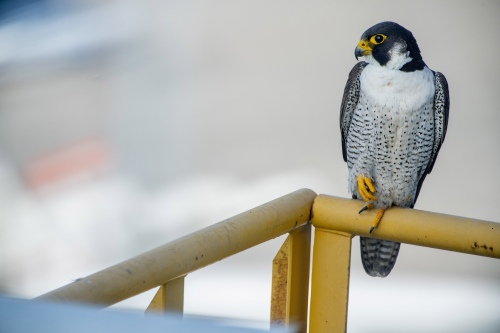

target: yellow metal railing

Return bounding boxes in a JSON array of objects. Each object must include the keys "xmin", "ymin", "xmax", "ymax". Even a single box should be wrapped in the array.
[
  {"xmin": 309, "ymin": 195, "xmax": 500, "ymax": 333},
  {"xmin": 35, "ymin": 189, "xmax": 500, "ymax": 333},
  {"xmin": 35, "ymin": 188, "xmax": 316, "ymax": 332}
]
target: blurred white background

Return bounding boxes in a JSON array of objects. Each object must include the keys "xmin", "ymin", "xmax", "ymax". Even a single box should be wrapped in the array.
[{"xmin": 0, "ymin": 0, "xmax": 499, "ymax": 332}]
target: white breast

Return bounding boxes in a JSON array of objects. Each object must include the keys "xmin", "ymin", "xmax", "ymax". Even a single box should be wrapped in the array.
[{"xmin": 359, "ymin": 65, "xmax": 435, "ymax": 116}]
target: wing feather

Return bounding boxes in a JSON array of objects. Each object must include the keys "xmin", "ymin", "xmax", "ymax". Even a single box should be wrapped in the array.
[
  {"xmin": 428, "ymin": 71, "xmax": 450, "ymax": 172},
  {"xmin": 413, "ymin": 71, "xmax": 450, "ymax": 203},
  {"xmin": 340, "ymin": 62, "xmax": 368, "ymax": 162}
]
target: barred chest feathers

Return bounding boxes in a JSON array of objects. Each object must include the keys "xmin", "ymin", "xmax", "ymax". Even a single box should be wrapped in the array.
[{"xmin": 348, "ymin": 65, "xmax": 437, "ymax": 209}]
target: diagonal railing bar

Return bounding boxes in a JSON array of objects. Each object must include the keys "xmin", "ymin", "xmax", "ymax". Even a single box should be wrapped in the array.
[{"xmin": 35, "ymin": 188, "xmax": 317, "ymax": 308}]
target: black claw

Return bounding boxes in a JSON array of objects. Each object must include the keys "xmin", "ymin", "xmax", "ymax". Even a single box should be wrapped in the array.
[
  {"xmin": 369, "ymin": 226, "xmax": 375, "ymax": 234},
  {"xmin": 359, "ymin": 205, "xmax": 369, "ymax": 214}
]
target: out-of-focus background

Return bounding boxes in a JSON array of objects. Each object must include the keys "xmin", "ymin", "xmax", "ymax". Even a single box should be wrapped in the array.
[{"xmin": 1, "ymin": 0, "xmax": 499, "ymax": 331}]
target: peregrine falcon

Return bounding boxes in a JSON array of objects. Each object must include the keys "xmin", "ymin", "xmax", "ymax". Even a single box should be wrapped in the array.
[{"xmin": 340, "ymin": 21, "xmax": 449, "ymax": 277}]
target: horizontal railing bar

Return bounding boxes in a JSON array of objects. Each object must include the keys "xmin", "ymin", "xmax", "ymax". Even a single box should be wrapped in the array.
[
  {"xmin": 36, "ymin": 188, "xmax": 317, "ymax": 307},
  {"xmin": 311, "ymin": 195, "xmax": 500, "ymax": 259}
]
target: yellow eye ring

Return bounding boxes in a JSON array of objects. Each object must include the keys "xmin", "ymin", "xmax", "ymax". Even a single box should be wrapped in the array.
[{"xmin": 370, "ymin": 34, "xmax": 387, "ymax": 45}]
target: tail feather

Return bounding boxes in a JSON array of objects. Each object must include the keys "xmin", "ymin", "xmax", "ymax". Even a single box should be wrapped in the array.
[{"xmin": 360, "ymin": 237, "xmax": 400, "ymax": 277}]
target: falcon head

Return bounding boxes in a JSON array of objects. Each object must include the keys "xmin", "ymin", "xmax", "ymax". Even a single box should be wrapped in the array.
[{"xmin": 354, "ymin": 21, "xmax": 426, "ymax": 72}]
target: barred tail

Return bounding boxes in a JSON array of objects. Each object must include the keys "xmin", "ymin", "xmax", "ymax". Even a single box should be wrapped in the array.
[{"xmin": 360, "ymin": 237, "xmax": 400, "ymax": 277}]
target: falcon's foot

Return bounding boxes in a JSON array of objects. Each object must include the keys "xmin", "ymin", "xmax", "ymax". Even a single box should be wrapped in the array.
[
  {"xmin": 356, "ymin": 175, "xmax": 385, "ymax": 233},
  {"xmin": 357, "ymin": 175, "xmax": 377, "ymax": 203}
]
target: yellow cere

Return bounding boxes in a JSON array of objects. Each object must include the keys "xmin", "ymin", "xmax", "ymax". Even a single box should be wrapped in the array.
[{"xmin": 357, "ymin": 40, "xmax": 372, "ymax": 52}]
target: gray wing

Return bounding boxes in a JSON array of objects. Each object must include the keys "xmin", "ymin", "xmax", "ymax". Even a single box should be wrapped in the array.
[
  {"xmin": 427, "ymin": 71, "xmax": 450, "ymax": 173},
  {"xmin": 340, "ymin": 61, "xmax": 368, "ymax": 162},
  {"xmin": 413, "ymin": 71, "xmax": 450, "ymax": 203}
]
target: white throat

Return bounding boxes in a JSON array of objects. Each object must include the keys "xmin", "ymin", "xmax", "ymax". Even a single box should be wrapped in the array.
[{"xmin": 359, "ymin": 64, "xmax": 435, "ymax": 113}]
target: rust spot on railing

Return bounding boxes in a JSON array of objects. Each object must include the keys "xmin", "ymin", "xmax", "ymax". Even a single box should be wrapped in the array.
[{"xmin": 471, "ymin": 241, "xmax": 493, "ymax": 251}]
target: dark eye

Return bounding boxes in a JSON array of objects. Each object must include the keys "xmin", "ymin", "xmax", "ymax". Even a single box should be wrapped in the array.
[{"xmin": 370, "ymin": 34, "xmax": 387, "ymax": 45}]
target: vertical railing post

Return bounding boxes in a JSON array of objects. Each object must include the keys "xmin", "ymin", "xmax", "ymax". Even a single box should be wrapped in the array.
[
  {"xmin": 309, "ymin": 228, "xmax": 352, "ymax": 333},
  {"xmin": 287, "ymin": 223, "xmax": 311, "ymax": 331},
  {"xmin": 271, "ymin": 223, "xmax": 311, "ymax": 333},
  {"xmin": 145, "ymin": 275, "xmax": 185, "ymax": 315}
]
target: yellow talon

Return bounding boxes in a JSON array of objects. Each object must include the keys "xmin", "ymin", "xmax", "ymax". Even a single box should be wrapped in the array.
[
  {"xmin": 364, "ymin": 177, "xmax": 376, "ymax": 194},
  {"xmin": 357, "ymin": 175, "xmax": 378, "ymax": 202},
  {"xmin": 369, "ymin": 209, "xmax": 386, "ymax": 233}
]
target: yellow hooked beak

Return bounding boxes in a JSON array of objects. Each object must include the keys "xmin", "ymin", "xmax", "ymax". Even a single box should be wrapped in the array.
[{"xmin": 355, "ymin": 40, "xmax": 372, "ymax": 60}]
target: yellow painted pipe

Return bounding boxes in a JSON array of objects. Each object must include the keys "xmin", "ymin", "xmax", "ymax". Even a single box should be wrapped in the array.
[
  {"xmin": 270, "ymin": 223, "xmax": 311, "ymax": 332},
  {"xmin": 312, "ymin": 195, "xmax": 500, "ymax": 258},
  {"xmin": 286, "ymin": 223, "xmax": 311, "ymax": 332},
  {"xmin": 36, "ymin": 188, "xmax": 317, "ymax": 307},
  {"xmin": 309, "ymin": 228, "xmax": 351, "ymax": 333}
]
